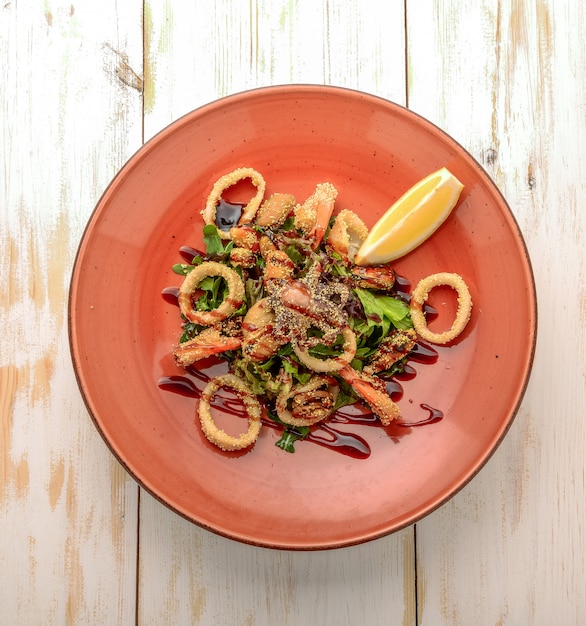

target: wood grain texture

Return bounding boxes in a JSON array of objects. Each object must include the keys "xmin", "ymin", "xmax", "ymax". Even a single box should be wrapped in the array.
[
  {"xmin": 139, "ymin": 2, "xmax": 415, "ymax": 625},
  {"xmin": 408, "ymin": 1, "xmax": 586, "ymax": 624},
  {"xmin": 1, "ymin": 0, "xmax": 584, "ymax": 624},
  {"xmin": 1, "ymin": 1, "xmax": 143, "ymax": 623}
]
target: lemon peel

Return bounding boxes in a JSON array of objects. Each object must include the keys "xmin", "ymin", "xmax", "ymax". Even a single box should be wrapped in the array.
[{"xmin": 354, "ymin": 167, "xmax": 464, "ymax": 266}]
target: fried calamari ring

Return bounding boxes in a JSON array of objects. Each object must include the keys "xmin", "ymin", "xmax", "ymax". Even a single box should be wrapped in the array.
[
  {"xmin": 201, "ymin": 167, "xmax": 266, "ymax": 238},
  {"xmin": 198, "ymin": 374, "xmax": 262, "ymax": 451},
  {"xmin": 178, "ymin": 261, "xmax": 244, "ymax": 326},
  {"xmin": 326, "ymin": 209, "xmax": 368, "ymax": 262},
  {"xmin": 276, "ymin": 375, "xmax": 339, "ymax": 427},
  {"xmin": 293, "ymin": 325, "xmax": 357, "ymax": 372},
  {"xmin": 410, "ymin": 272, "xmax": 472, "ymax": 344}
]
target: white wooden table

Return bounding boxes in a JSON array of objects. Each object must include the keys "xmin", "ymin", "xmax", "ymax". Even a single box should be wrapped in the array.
[{"xmin": 2, "ymin": 1, "xmax": 584, "ymax": 624}]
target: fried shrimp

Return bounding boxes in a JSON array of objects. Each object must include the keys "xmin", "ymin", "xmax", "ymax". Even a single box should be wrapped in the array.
[
  {"xmin": 263, "ymin": 250, "xmax": 295, "ymax": 283},
  {"xmin": 338, "ymin": 366, "xmax": 401, "ymax": 425},
  {"xmin": 294, "ymin": 182, "xmax": 338, "ymax": 246},
  {"xmin": 229, "ymin": 225, "xmax": 260, "ymax": 251},
  {"xmin": 229, "ymin": 247, "xmax": 257, "ymax": 269},
  {"xmin": 198, "ymin": 374, "xmax": 262, "ymax": 451},
  {"xmin": 255, "ymin": 192, "xmax": 296, "ymax": 228},
  {"xmin": 173, "ymin": 328, "xmax": 242, "ymax": 367},
  {"xmin": 178, "ymin": 261, "xmax": 245, "ymax": 326},
  {"xmin": 241, "ymin": 298, "xmax": 283, "ymax": 362},
  {"xmin": 410, "ymin": 272, "xmax": 472, "ymax": 344},
  {"xmin": 364, "ymin": 329, "xmax": 417, "ymax": 375},
  {"xmin": 350, "ymin": 265, "xmax": 396, "ymax": 291},
  {"xmin": 201, "ymin": 167, "xmax": 266, "ymax": 237}
]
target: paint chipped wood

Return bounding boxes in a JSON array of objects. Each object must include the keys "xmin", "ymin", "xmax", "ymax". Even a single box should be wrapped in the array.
[{"xmin": 1, "ymin": 0, "xmax": 585, "ymax": 624}]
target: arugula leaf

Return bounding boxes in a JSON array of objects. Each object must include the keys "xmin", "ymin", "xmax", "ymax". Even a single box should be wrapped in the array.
[
  {"xmin": 284, "ymin": 244, "xmax": 305, "ymax": 266},
  {"xmin": 328, "ymin": 254, "xmax": 351, "ymax": 277},
  {"xmin": 172, "ymin": 263, "xmax": 194, "ymax": 275},
  {"xmin": 267, "ymin": 409, "xmax": 311, "ymax": 453},
  {"xmin": 179, "ymin": 320, "xmax": 201, "ymax": 343},
  {"xmin": 278, "ymin": 349, "xmax": 314, "ymax": 385},
  {"xmin": 196, "ymin": 276, "xmax": 227, "ymax": 311},
  {"xmin": 232, "ymin": 358, "xmax": 281, "ymax": 396},
  {"xmin": 245, "ymin": 277, "xmax": 264, "ymax": 308},
  {"xmin": 275, "ymin": 427, "xmax": 311, "ymax": 453},
  {"xmin": 333, "ymin": 379, "xmax": 359, "ymax": 410},
  {"xmin": 202, "ymin": 224, "xmax": 234, "ymax": 257},
  {"xmin": 280, "ymin": 216, "xmax": 296, "ymax": 231}
]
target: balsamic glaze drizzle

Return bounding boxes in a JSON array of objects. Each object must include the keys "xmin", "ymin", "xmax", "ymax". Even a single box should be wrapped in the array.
[{"xmin": 159, "ymin": 263, "xmax": 444, "ymax": 458}]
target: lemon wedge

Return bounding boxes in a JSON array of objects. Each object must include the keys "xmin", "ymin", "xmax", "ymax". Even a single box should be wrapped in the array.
[{"xmin": 354, "ymin": 167, "xmax": 464, "ymax": 266}]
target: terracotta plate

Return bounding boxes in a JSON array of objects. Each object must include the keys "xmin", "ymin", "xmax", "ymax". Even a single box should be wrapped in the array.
[{"xmin": 69, "ymin": 85, "xmax": 536, "ymax": 550}]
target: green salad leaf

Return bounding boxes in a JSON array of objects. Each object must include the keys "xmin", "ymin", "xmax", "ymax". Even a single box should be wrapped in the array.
[
  {"xmin": 172, "ymin": 263, "xmax": 194, "ymax": 276},
  {"xmin": 275, "ymin": 427, "xmax": 311, "ymax": 453},
  {"xmin": 266, "ymin": 409, "xmax": 311, "ymax": 453},
  {"xmin": 196, "ymin": 276, "xmax": 227, "ymax": 311},
  {"xmin": 354, "ymin": 287, "xmax": 412, "ymax": 330},
  {"xmin": 203, "ymin": 224, "xmax": 233, "ymax": 257}
]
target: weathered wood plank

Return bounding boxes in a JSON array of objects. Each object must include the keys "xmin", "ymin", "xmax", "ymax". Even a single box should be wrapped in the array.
[
  {"xmin": 0, "ymin": 2, "xmax": 143, "ymax": 623},
  {"xmin": 408, "ymin": 0, "xmax": 586, "ymax": 623},
  {"xmin": 138, "ymin": 1, "xmax": 414, "ymax": 625},
  {"xmin": 3, "ymin": 0, "xmax": 583, "ymax": 622},
  {"xmin": 143, "ymin": 0, "xmax": 408, "ymax": 133}
]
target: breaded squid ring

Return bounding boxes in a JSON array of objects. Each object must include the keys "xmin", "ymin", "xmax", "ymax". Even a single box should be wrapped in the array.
[
  {"xmin": 201, "ymin": 168, "xmax": 266, "ymax": 238},
  {"xmin": 410, "ymin": 272, "xmax": 472, "ymax": 344},
  {"xmin": 293, "ymin": 325, "xmax": 357, "ymax": 372},
  {"xmin": 198, "ymin": 374, "xmax": 262, "ymax": 451},
  {"xmin": 276, "ymin": 375, "xmax": 339, "ymax": 427},
  {"xmin": 178, "ymin": 261, "xmax": 245, "ymax": 326},
  {"xmin": 326, "ymin": 209, "xmax": 369, "ymax": 262}
]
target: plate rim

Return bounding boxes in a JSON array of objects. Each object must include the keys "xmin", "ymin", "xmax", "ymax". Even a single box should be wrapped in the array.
[{"xmin": 68, "ymin": 84, "xmax": 538, "ymax": 550}]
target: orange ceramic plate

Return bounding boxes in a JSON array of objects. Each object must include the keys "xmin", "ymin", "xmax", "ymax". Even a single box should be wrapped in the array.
[{"xmin": 69, "ymin": 85, "xmax": 536, "ymax": 550}]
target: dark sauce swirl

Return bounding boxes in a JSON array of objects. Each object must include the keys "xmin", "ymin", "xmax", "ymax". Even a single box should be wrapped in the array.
[{"xmin": 160, "ymin": 257, "xmax": 443, "ymax": 459}]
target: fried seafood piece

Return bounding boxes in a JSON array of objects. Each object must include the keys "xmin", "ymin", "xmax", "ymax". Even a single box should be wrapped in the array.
[
  {"xmin": 241, "ymin": 298, "xmax": 284, "ymax": 362},
  {"xmin": 259, "ymin": 234, "xmax": 277, "ymax": 257},
  {"xmin": 338, "ymin": 366, "xmax": 401, "ymax": 425},
  {"xmin": 229, "ymin": 225, "xmax": 260, "ymax": 251},
  {"xmin": 276, "ymin": 280, "xmax": 346, "ymax": 347},
  {"xmin": 350, "ymin": 265, "xmax": 396, "ymax": 291},
  {"xmin": 275, "ymin": 262, "xmax": 350, "ymax": 346},
  {"xmin": 294, "ymin": 182, "xmax": 338, "ymax": 247},
  {"xmin": 258, "ymin": 235, "xmax": 296, "ymax": 287},
  {"xmin": 201, "ymin": 167, "xmax": 266, "ymax": 238},
  {"xmin": 276, "ymin": 374, "xmax": 340, "ymax": 427},
  {"xmin": 410, "ymin": 272, "xmax": 472, "ymax": 344},
  {"xmin": 173, "ymin": 328, "xmax": 242, "ymax": 367},
  {"xmin": 198, "ymin": 374, "xmax": 262, "ymax": 451},
  {"xmin": 178, "ymin": 261, "xmax": 245, "ymax": 326},
  {"xmin": 255, "ymin": 192, "xmax": 296, "ymax": 228},
  {"xmin": 363, "ymin": 329, "xmax": 417, "ymax": 375},
  {"xmin": 264, "ymin": 250, "xmax": 295, "ymax": 284},
  {"xmin": 326, "ymin": 209, "xmax": 368, "ymax": 262},
  {"xmin": 229, "ymin": 247, "xmax": 257, "ymax": 269}
]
